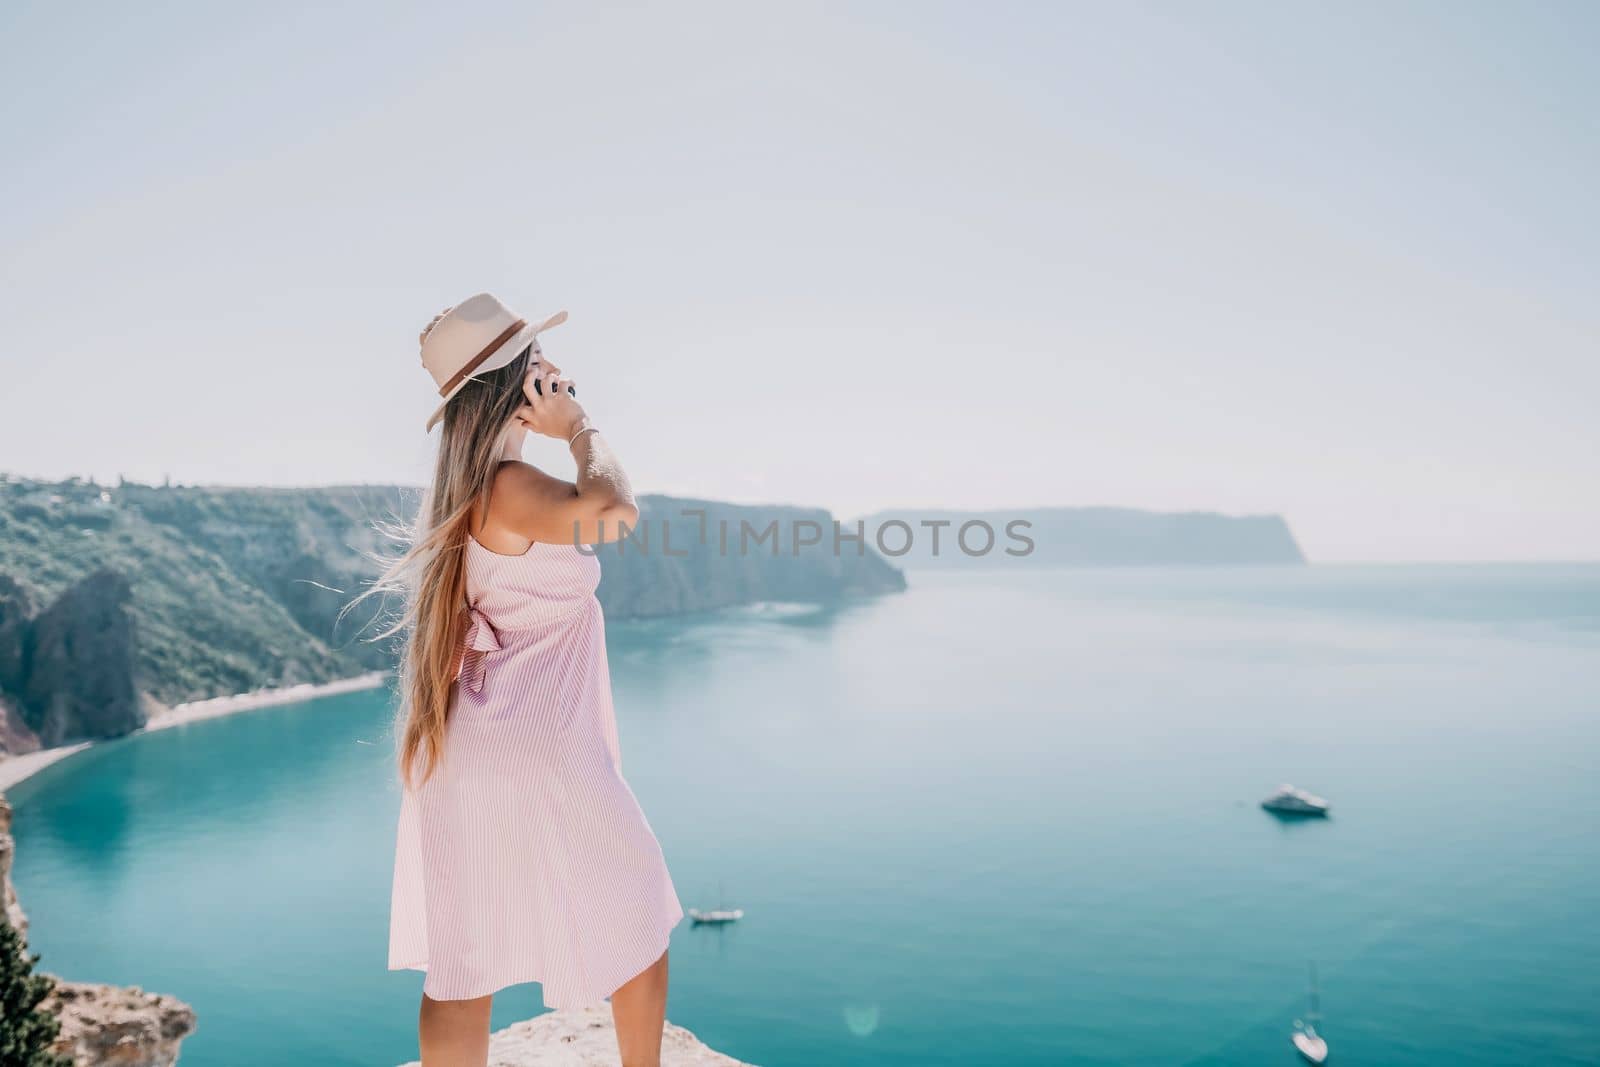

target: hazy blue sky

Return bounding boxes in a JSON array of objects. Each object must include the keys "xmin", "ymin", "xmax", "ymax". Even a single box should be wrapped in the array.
[{"xmin": 2, "ymin": 1, "xmax": 1595, "ymax": 561}]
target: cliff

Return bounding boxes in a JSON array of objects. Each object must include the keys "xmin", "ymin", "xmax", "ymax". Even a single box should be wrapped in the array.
[
  {"xmin": 41, "ymin": 983, "xmax": 197, "ymax": 1067},
  {"xmin": 0, "ymin": 575, "xmax": 39, "ymax": 753},
  {"xmin": 1, "ymin": 797, "xmax": 26, "ymax": 939},
  {"xmin": 17, "ymin": 570, "xmax": 143, "ymax": 747},
  {"xmin": 857, "ymin": 506, "xmax": 1307, "ymax": 567},
  {"xmin": 598, "ymin": 496, "xmax": 907, "ymax": 618},
  {"xmin": 0, "ymin": 794, "xmax": 197, "ymax": 1066},
  {"xmin": 0, "ymin": 477, "xmax": 906, "ymax": 745},
  {"xmin": 397, "ymin": 1005, "xmax": 753, "ymax": 1067},
  {"xmin": 0, "ymin": 479, "xmax": 364, "ymax": 714}
]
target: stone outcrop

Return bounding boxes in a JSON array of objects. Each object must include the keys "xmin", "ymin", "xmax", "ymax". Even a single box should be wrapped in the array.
[
  {"xmin": 397, "ymin": 1005, "xmax": 754, "ymax": 1067},
  {"xmin": 16, "ymin": 569, "xmax": 144, "ymax": 747},
  {"xmin": 0, "ymin": 795, "xmax": 28, "ymax": 936},
  {"xmin": 42, "ymin": 982, "xmax": 197, "ymax": 1067},
  {"xmin": 1, "ymin": 793, "xmax": 196, "ymax": 1066},
  {"xmin": 0, "ymin": 697, "xmax": 41, "ymax": 757},
  {"xmin": 0, "ymin": 575, "xmax": 40, "ymax": 755}
]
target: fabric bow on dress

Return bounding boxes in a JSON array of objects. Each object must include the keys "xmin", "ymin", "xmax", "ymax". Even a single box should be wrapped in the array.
[{"xmin": 459, "ymin": 606, "xmax": 502, "ymax": 703}]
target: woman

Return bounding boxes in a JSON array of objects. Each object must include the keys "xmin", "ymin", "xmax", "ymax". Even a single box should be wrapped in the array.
[{"xmin": 380, "ymin": 292, "xmax": 683, "ymax": 1067}]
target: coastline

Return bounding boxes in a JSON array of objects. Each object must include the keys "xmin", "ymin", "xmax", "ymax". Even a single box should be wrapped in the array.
[
  {"xmin": 0, "ymin": 743, "xmax": 93, "ymax": 793},
  {"xmin": 145, "ymin": 671, "xmax": 391, "ymax": 732},
  {"xmin": 0, "ymin": 671, "xmax": 390, "ymax": 792}
]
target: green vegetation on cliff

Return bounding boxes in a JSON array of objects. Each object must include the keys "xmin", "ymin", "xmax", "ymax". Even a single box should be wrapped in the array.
[
  {"xmin": 0, "ymin": 477, "xmax": 906, "ymax": 740},
  {"xmin": 0, "ymin": 480, "xmax": 396, "ymax": 709},
  {"xmin": 0, "ymin": 914, "xmax": 70, "ymax": 1067}
]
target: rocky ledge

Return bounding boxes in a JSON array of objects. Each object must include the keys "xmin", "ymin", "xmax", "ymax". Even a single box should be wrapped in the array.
[
  {"xmin": 397, "ymin": 1005, "xmax": 754, "ymax": 1067},
  {"xmin": 1, "ymin": 794, "xmax": 197, "ymax": 1066},
  {"xmin": 43, "ymin": 982, "xmax": 197, "ymax": 1067}
]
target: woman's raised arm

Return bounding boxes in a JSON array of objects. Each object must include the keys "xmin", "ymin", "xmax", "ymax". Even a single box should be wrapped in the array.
[{"xmin": 490, "ymin": 370, "xmax": 638, "ymax": 545}]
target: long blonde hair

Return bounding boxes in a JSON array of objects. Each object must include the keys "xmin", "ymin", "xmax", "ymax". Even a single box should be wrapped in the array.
[{"xmin": 360, "ymin": 312, "xmax": 533, "ymax": 788}]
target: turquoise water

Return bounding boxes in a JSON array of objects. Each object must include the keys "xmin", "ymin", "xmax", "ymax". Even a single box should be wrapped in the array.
[{"xmin": 11, "ymin": 565, "xmax": 1599, "ymax": 1066}]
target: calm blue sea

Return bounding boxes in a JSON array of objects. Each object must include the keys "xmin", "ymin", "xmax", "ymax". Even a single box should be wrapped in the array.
[{"xmin": 11, "ymin": 565, "xmax": 1599, "ymax": 1066}]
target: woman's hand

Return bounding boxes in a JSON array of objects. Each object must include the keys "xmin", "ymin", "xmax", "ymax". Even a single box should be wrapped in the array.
[{"xmin": 516, "ymin": 370, "xmax": 587, "ymax": 441}]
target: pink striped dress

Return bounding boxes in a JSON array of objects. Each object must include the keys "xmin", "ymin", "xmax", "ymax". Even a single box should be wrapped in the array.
[{"xmin": 388, "ymin": 537, "xmax": 683, "ymax": 1006}]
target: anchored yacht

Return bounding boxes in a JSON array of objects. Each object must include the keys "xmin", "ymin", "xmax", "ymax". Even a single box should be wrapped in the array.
[{"xmin": 1262, "ymin": 784, "xmax": 1330, "ymax": 817}]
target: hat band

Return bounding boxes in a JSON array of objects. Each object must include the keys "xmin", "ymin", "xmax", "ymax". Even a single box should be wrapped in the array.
[{"xmin": 437, "ymin": 319, "xmax": 528, "ymax": 397}]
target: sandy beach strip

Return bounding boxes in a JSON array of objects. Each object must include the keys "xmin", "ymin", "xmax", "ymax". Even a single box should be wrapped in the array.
[
  {"xmin": 0, "ymin": 743, "xmax": 94, "ymax": 792},
  {"xmin": 0, "ymin": 671, "xmax": 390, "ymax": 792},
  {"xmin": 145, "ymin": 671, "xmax": 390, "ymax": 732}
]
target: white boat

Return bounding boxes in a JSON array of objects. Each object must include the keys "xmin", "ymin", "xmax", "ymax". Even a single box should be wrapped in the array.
[
  {"xmin": 689, "ymin": 882, "xmax": 743, "ymax": 924},
  {"xmin": 687, "ymin": 908, "xmax": 744, "ymax": 925},
  {"xmin": 1292, "ymin": 1028, "xmax": 1328, "ymax": 1065},
  {"xmin": 1262, "ymin": 784, "xmax": 1330, "ymax": 817},
  {"xmin": 1292, "ymin": 963, "xmax": 1329, "ymax": 1064}
]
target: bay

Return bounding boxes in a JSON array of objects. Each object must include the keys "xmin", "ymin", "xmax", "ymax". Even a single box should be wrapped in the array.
[{"xmin": 12, "ymin": 564, "xmax": 1599, "ymax": 1065}]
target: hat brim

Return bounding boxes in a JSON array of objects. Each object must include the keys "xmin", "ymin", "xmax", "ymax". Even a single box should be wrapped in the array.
[{"xmin": 424, "ymin": 310, "xmax": 568, "ymax": 431}]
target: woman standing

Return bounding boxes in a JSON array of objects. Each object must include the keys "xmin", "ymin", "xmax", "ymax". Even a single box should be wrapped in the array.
[{"xmin": 382, "ymin": 293, "xmax": 682, "ymax": 1067}]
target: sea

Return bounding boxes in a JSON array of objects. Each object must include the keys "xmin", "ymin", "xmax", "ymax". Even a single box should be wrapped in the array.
[{"xmin": 10, "ymin": 564, "xmax": 1598, "ymax": 1066}]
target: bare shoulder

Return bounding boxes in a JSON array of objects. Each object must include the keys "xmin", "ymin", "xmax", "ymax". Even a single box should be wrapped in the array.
[
  {"xmin": 484, "ymin": 455, "xmax": 633, "ymax": 547},
  {"xmin": 481, "ymin": 460, "xmax": 585, "ymax": 547},
  {"xmin": 489, "ymin": 461, "xmax": 574, "ymax": 517},
  {"xmin": 491, "ymin": 459, "xmax": 556, "ymax": 495}
]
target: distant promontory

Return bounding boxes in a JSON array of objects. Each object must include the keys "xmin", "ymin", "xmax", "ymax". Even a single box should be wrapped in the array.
[{"xmin": 856, "ymin": 507, "xmax": 1306, "ymax": 567}]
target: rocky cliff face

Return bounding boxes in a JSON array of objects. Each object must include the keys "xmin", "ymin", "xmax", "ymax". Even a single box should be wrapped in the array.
[
  {"xmin": 397, "ymin": 1005, "xmax": 753, "ymax": 1067},
  {"xmin": 0, "ymin": 576, "xmax": 40, "ymax": 754},
  {"xmin": 0, "ymin": 569, "xmax": 143, "ymax": 753},
  {"xmin": 41, "ymin": 982, "xmax": 197, "ymax": 1067},
  {"xmin": 17, "ymin": 570, "xmax": 143, "ymax": 748},
  {"xmin": 0, "ymin": 796, "xmax": 26, "ymax": 938},
  {"xmin": 0, "ymin": 794, "xmax": 197, "ymax": 1066}
]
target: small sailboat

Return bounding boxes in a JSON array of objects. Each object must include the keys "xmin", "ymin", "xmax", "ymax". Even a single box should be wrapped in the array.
[
  {"xmin": 1291, "ymin": 962, "xmax": 1329, "ymax": 1064},
  {"xmin": 688, "ymin": 882, "xmax": 744, "ymax": 925},
  {"xmin": 687, "ymin": 907, "xmax": 744, "ymax": 924}
]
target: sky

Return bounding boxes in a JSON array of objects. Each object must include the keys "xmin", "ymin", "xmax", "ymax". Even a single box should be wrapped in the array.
[{"xmin": 1, "ymin": 1, "xmax": 1595, "ymax": 562}]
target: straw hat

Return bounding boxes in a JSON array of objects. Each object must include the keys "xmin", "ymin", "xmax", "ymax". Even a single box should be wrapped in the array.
[{"xmin": 420, "ymin": 292, "xmax": 567, "ymax": 431}]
